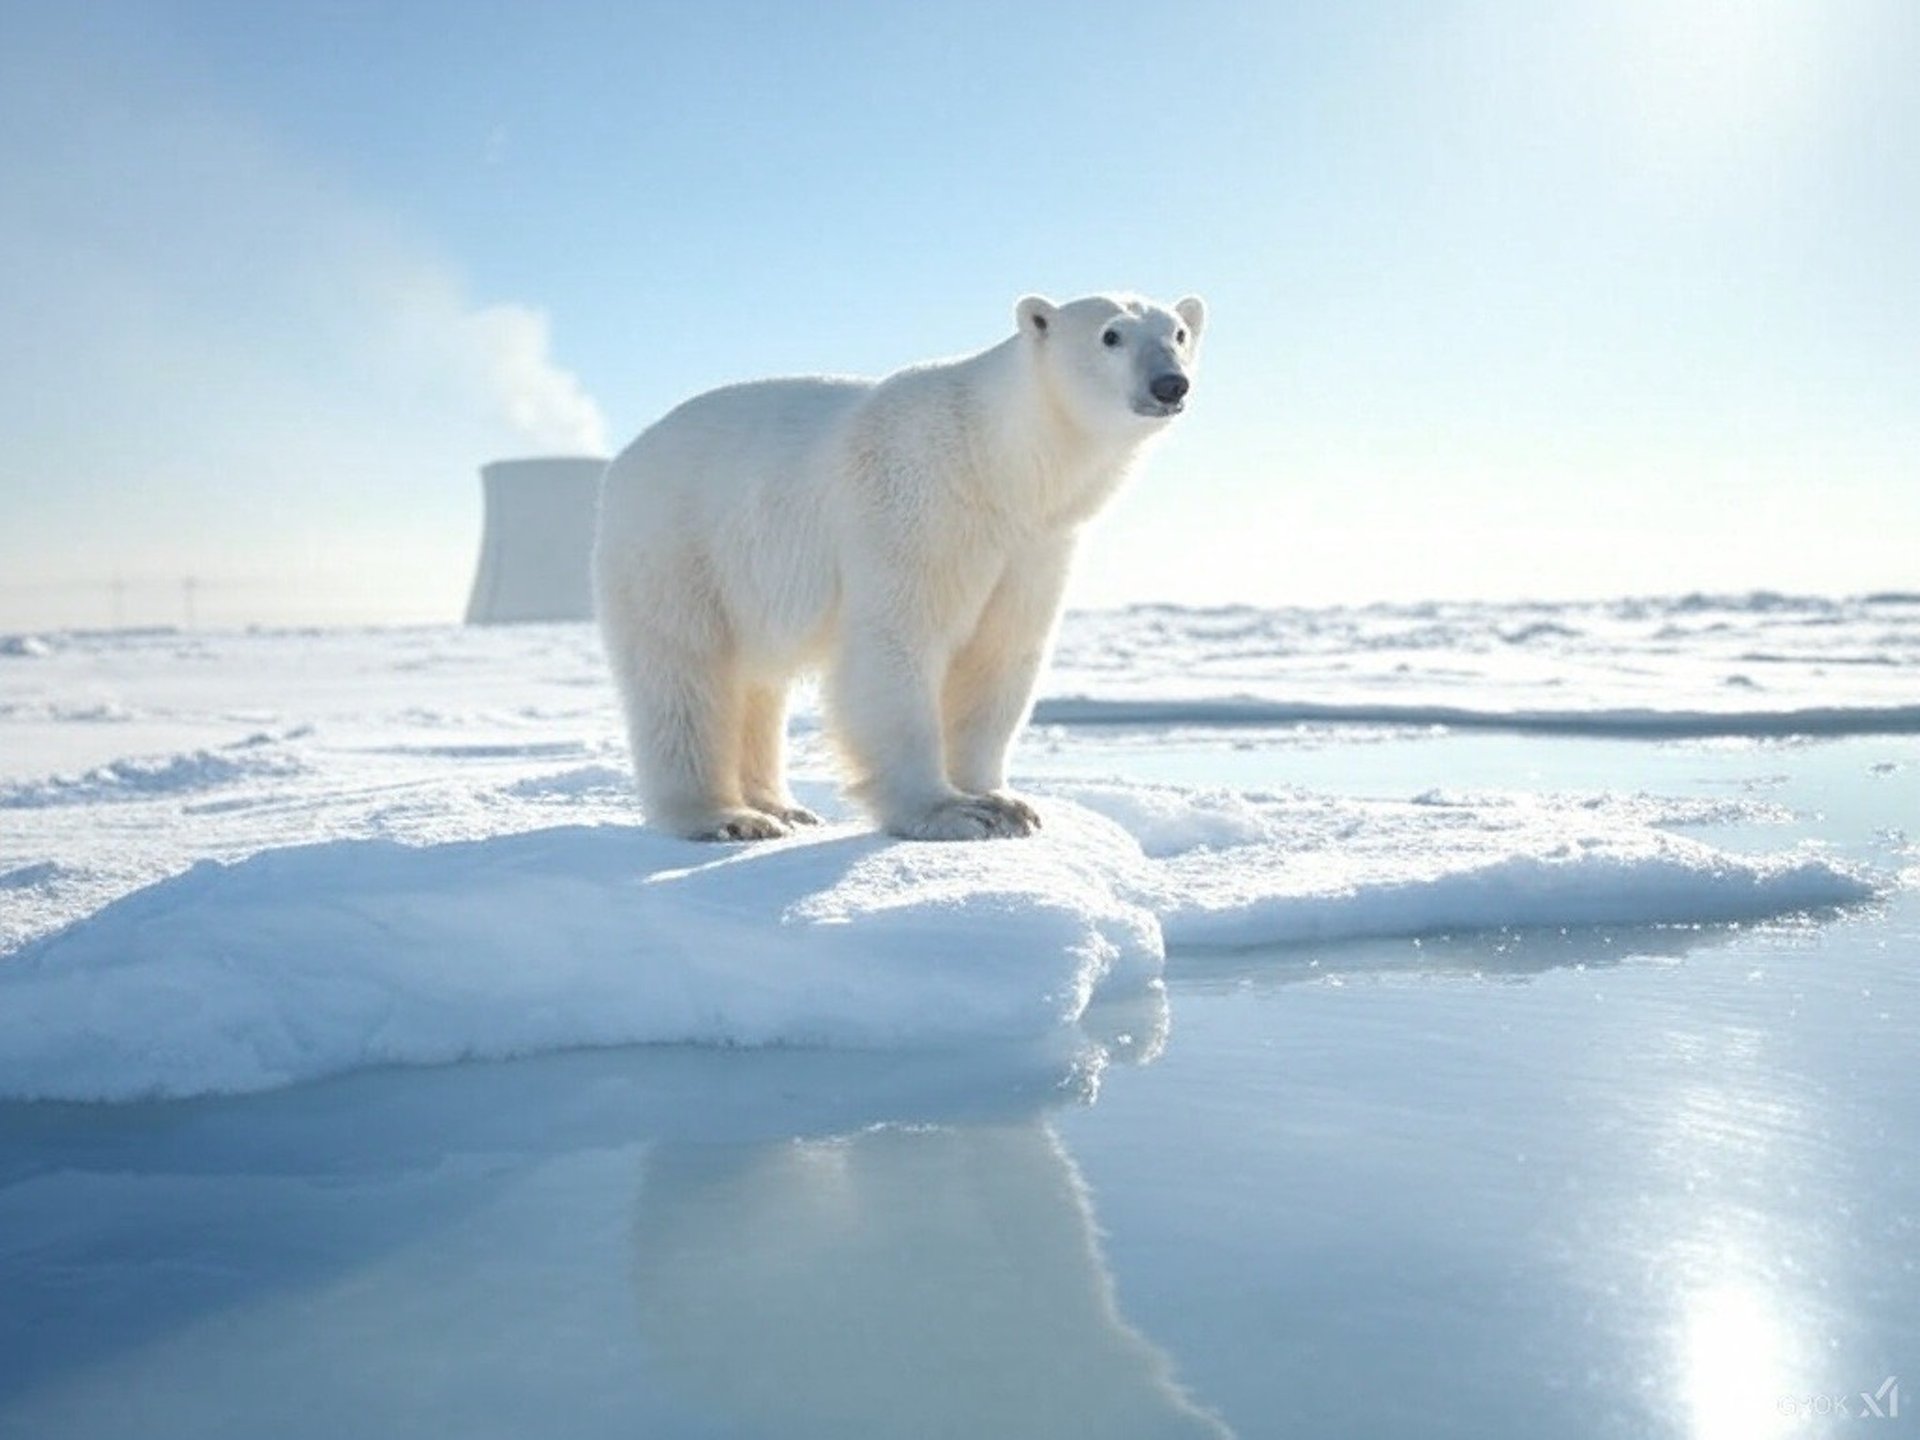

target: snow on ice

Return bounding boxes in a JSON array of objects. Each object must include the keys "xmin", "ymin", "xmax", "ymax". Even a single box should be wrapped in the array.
[
  {"xmin": 0, "ymin": 597, "xmax": 1901, "ymax": 1102},
  {"xmin": 0, "ymin": 783, "xmax": 1875, "ymax": 1102}
]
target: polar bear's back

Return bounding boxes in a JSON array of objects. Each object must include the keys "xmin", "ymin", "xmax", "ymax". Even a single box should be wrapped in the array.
[
  {"xmin": 608, "ymin": 375, "xmax": 872, "ymax": 500},
  {"xmin": 599, "ymin": 376, "xmax": 874, "ymax": 547},
  {"xmin": 595, "ymin": 375, "xmax": 875, "ymax": 670}
]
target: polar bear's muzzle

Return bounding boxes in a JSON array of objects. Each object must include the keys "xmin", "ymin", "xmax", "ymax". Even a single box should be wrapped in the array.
[{"xmin": 1133, "ymin": 371, "xmax": 1190, "ymax": 419}]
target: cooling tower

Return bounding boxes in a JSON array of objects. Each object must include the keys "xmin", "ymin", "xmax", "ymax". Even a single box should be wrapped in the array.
[{"xmin": 464, "ymin": 456, "xmax": 609, "ymax": 625}]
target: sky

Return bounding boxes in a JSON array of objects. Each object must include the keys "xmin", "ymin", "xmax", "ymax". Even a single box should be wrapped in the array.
[{"xmin": 0, "ymin": 0, "xmax": 1914, "ymax": 628}]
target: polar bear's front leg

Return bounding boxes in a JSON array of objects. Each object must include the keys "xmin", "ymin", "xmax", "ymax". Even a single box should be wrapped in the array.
[
  {"xmin": 829, "ymin": 617, "xmax": 1034, "ymax": 841},
  {"xmin": 943, "ymin": 540, "xmax": 1075, "ymax": 826}
]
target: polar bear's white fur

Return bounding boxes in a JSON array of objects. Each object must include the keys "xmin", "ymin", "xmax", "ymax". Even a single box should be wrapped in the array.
[{"xmin": 593, "ymin": 292, "xmax": 1207, "ymax": 841}]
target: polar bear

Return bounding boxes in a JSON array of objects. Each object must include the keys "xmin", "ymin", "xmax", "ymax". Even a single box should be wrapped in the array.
[{"xmin": 593, "ymin": 291, "xmax": 1206, "ymax": 842}]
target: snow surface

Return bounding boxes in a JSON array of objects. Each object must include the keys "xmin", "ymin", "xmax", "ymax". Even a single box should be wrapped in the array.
[
  {"xmin": 1045, "ymin": 592, "xmax": 1920, "ymax": 732},
  {"xmin": 1049, "ymin": 782, "xmax": 1872, "ymax": 948},
  {"xmin": 0, "ymin": 790, "xmax": 1873, "ymax": 1102},
  {"xmin": 0, "ymin": 597, "xmax": 1897, "ymax": 1102},
  {"xmin": 0, "ymin": 808, "xmax": 1158, "ymax": 1101}
]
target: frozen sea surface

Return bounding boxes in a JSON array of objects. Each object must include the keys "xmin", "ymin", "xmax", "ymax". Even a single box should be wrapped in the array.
[
  {"xmin": 1044, "ymin": 591, "xmax": 1920, "ymax": 733},
  {"xmin": 0, "ymin": 595, "xmax": 1915, "ymax": 1438}
]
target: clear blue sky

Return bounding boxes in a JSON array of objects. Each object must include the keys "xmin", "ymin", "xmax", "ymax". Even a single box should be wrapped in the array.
[{"xmin": 1, "ymin": 0, "xmax": 1914, "ymax": 627}]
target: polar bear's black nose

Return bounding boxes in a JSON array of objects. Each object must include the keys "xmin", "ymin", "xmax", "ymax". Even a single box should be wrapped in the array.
[{"xmin": 1150, "ymin": 373, "xmax": 1189, "ymax": 405}]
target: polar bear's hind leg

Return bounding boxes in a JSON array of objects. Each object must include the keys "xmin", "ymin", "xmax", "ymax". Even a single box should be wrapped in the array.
[{"xmin": 605, "ymin": 615, "xmax": 789, "ymax": 843}]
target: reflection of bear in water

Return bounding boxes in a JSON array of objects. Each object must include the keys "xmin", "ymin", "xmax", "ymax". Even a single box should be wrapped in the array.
[
  {"xmin": 630, "ymin": 1122, "xmax": 1233, "ymax": 1439},
  {"xmin": 594, "ymin": 293, "xmax": 1206, "ymax": 842}
]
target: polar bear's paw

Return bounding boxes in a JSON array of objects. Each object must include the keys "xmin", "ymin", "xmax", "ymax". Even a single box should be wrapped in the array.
[
  {"xmin": 975, "ymin": 790, "xmax": 1043, "ymax": 830},
  {"xmin": 891, "ymin": 796, "xmax": 1038, "ymax": 842},
  {"xmin": 687, "ymin": 808, "xmax": 793, "ymax": 843},
  {"xmin": 751, "ymin": 800, "xmax": 824, "ymax": 828}
]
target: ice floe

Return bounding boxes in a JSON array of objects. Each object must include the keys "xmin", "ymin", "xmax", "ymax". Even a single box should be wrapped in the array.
[{"xmin": 0, "ymin": 788, "xmax": 1875, "ymax": 1102}]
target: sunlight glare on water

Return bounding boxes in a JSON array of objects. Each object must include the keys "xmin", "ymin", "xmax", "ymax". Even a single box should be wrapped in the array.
[{"xmin": 1681, "ymin": 1277, "xmax": 1798, "ymax": 1440}]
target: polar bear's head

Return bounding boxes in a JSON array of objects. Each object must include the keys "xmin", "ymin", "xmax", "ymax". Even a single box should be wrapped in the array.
[{"xmin": 1014, "ymin": 292, "xmax": 1207, "ymax": 431}]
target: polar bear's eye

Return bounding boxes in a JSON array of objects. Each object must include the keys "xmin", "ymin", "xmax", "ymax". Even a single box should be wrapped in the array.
[
  {"xmin": 1101, "ymin": 328, "xmax": 1122, "ymax": 348},
  {"xmin": 1176, "ymin": 328, "xmax": 1188, "ymax": 345}
]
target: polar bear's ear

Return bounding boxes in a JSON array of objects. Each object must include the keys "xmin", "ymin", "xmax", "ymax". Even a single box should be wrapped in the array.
[
  {"xmin": 1175, "ymin": 295, "xmax": 1207, "ymax": 343},
  {"xmin": 1015, "ymin": 295, "xmax": 1059, "ymax": 339}
]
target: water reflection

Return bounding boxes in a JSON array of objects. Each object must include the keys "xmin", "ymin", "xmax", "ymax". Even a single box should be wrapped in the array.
[
  {"xmin": 631, "ymin": 1121, "xmax": 1231, "ymax": 1439},
  {"xmin": 1172, "ymin": 919, "xmax": 1753, "ymax": 993},
  {"xmin": 0, "ymin": 988, "xmax": 1231, "ymax": 1439}
]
